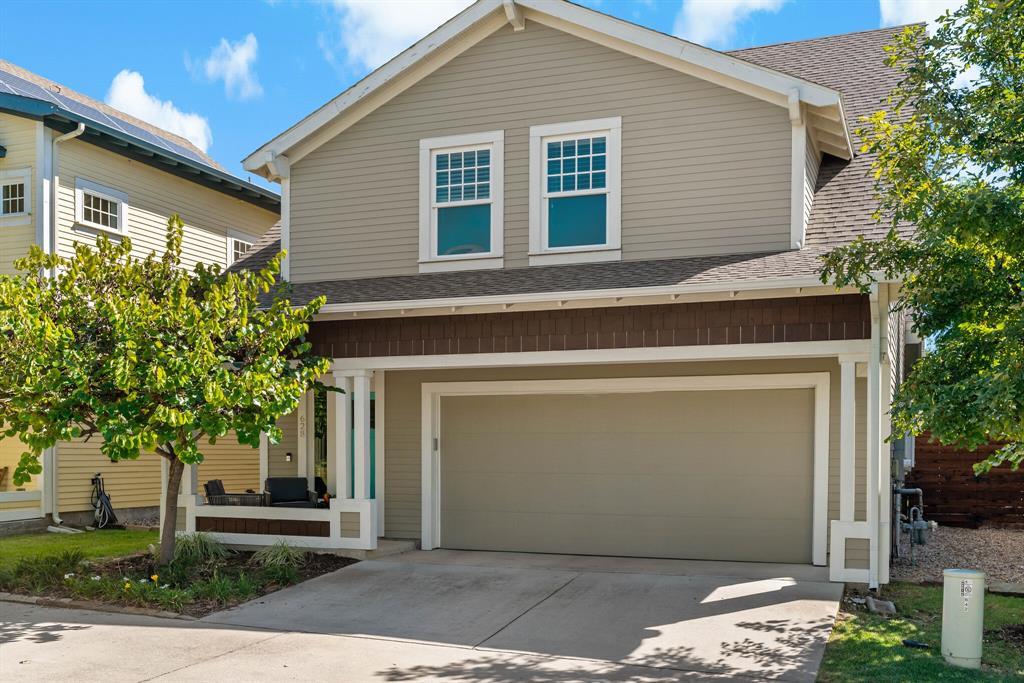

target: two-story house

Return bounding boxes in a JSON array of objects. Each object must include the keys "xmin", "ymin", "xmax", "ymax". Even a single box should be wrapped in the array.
[
  {"xmin": 0, "ymin": 61, "xmax": 280, "ymax": 530},
  {"xmin": 177, "ymin": 0, "xmax": 909, "ymax": 588}
]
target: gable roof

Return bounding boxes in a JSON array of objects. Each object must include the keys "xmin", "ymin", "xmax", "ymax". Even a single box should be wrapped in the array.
[
  {"xmin": 0, "ymin": 60, "xmax": 280, "ymax": 212},
  {"xmin": 243, "ymin": 0, "xmax": 852, "ymax": 177},
  {"xmin": 233, "ymin": 22, "xmax": 907, "ymax": 308}
]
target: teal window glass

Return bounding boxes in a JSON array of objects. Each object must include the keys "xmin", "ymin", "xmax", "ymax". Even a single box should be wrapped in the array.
[
  {"xmin": 544, "ymin": 135, "xmax": 607, "ymax": 198},
  {"xmin": 548, "ymin": 194, "xmax": 607, "ymax": 248},
  {"xmin": 434, "ymin": 146, "xmax": 491, "ymax": 215},
  {"xmin": 437, "ymin": 204, "xmax": 491, "ymax": 255}
]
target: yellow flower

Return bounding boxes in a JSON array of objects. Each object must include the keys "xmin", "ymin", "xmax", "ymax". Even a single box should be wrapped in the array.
[
  {"xmin": 123, "ymin": 582, "xmax": 131, "ymax": 591},
  {"xmin": 150, "ymin": 574, "xmax": 159, "ymax": 582}
]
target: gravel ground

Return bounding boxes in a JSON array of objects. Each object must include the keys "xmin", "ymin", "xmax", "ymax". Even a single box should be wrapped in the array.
[{"xmin": 891, "ymin": 526, "xmax": 1024, "ymax": 584}]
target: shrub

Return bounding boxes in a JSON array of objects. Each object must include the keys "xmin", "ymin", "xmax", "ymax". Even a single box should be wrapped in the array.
[
  {"xmin": 171, "ymin": 533, "xmax": 231, "ymax": 566},
  {"xmin": 251, "ymin": 541, "xmax": 306, "ymax": 570}
]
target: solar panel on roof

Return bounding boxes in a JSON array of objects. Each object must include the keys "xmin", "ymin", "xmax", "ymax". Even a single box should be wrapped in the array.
[{"xmin": 0, "ymin": 66, "xmax": 209, "ymax": 166}]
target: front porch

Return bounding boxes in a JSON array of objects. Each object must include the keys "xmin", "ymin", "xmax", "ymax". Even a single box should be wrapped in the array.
[{"xmin": 165, "ymin": 369, "xmax": 387, "ymax": 553}]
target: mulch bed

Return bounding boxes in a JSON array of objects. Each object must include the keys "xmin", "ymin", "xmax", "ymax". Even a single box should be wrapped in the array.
[
  {"xmin": 26, "ymin": 551, "xmax": 356, "ymax": 618},
  {"xmin": 891, "ymin": 526, "xmax": 1024, "ymax": 584}
]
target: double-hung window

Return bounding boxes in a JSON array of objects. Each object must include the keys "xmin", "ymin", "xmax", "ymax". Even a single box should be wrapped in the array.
[
  {"xmin": 228, "ymin": 235, "xmax": 254, "ymax": 265},
  {"xmin": 419, "ymin": 130, "xmax": 503, "ymax": 273},
  {"xmin": 529, "ymin": 117, "xmax": 621, "ymax": 265},
  {"xmin": 75, "ymin": 177, "xmax": 128, "ymax": 235},
  {"xmin": 0, "ymin": 168, "xmax": 31, "ymax": 224}
]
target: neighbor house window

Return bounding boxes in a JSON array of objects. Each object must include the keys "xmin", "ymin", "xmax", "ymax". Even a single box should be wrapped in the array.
[
  {"xmin": 0, "ymin": 168, "xmax": 31, "ymax": 221},
  {"xmin": 529, "ymin": 117, "xmax": 621, "ymax": 265},
  {"xmin": 230, "ymin": 237, "xmax": 253, "ymax": 264},
  {"xmin": 75, "ymin": 178, "xmax": 128, "ymax": 234},
  {"xmin": 418, "ymin": 130, "xmax": 503, "ymax": 273}
]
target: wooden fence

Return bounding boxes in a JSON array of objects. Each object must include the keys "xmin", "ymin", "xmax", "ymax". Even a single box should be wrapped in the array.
[{"xmin": 907, "ymin": 437, "xmax": 1024, "ymax": 528}]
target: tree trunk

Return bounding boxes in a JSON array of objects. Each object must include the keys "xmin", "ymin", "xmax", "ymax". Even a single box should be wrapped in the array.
[{"xmin": 159, "ymin": 457, "xmax": 185, "ymax": 565}]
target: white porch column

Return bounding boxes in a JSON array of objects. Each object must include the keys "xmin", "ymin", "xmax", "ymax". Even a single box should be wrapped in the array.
[
  {"xmin": 839, "ymin": 357, "xmax": 857, "ymax": 521},
  {"xmin": 330, "ymin": 372, "xmax": 353, "ymax": 499},
  {"xmin": 181, "ymin": 462, "xmax": 198, "ymax": 497},
  {"xmin": 352, "ymin": 370, "xmax": 374, "ymax": 500}
]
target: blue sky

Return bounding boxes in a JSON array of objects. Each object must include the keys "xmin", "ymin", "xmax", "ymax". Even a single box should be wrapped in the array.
[{"xmin": 0, "ymin": 0, "xmax": 962, "ymax": 190}]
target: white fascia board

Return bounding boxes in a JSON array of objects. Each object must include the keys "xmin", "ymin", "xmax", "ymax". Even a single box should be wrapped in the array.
[
  {"xmin": 313, "ymin": 273, "xmax": 889, "ymax": 318},
  {"xmin": 244, "ymin": 0, "xmax": 851, "ymax": 176}
]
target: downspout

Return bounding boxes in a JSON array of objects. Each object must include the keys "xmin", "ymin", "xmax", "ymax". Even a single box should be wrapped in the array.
[{"xmin": 47, "ymin": 122, "xmax": 85, "ymax": 526}]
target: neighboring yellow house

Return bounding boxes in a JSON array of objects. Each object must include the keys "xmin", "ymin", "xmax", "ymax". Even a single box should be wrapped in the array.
[{"xmin": 0, "ymin": 60, "xmax": 279, "ymax": 527}]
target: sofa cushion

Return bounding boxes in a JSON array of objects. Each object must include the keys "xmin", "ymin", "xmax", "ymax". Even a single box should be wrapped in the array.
[{"xmin": 265, "ymin": 477, "xmax": 309, "ymax": 503}]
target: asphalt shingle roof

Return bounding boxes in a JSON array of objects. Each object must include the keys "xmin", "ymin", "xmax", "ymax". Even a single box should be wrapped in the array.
[{"xmin": 235, "ymin": 25, "xmax": 913, "ymax": 305}]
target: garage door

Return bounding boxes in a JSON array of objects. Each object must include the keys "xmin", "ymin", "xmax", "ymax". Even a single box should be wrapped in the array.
[{"xmin": 440, "ymin": 388, "xmax": 814, "ymax": 563}]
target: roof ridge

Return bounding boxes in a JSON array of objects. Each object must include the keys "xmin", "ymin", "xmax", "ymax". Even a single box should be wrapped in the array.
[
  {"xmin": 728, "ymin": 22, "xmax": 923, "ymax": 54},
  {"xmin": 0, "ymin": 58, "xmax": 222, "ymax": 171}
]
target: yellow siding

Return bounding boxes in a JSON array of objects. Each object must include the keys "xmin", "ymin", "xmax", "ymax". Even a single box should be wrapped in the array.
[
  {"xmin": 0, "ymin": 432, "xmax": 38, "ymax": 492},
  {"xmin": 0, "ymin": 498, "xmax": 40, "ymax": 512},
  {"xmin": 54, "ymin": 138, "xmax": 277, "ymax": 269},
  {"xmin": 57, "ymin": 440, "xmax": 162, "ymax": 512},
  {"xmin": 197, "ymin": 434, "xmax": 261, "ymax": 494},
  {"xmin": 58, "ymin": 432, "xmax": 261, "ymax": 513},
  {"xmin": 0, "ymin": 113, "xmax": 39, "ymax": 275}
]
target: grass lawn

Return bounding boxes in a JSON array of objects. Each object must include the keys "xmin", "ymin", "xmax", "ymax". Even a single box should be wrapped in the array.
[
  {"xmin": 820, "ymin": 582, "xmax": 1024, "ymax": 681},
  {"xmin": 0, "ymin": 529, "xmax": 158, "ymax": 571}
]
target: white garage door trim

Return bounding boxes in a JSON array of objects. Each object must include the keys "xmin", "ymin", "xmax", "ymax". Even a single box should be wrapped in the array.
[{"xmin": 421, "ymin": 372, "xmax": 830, "ymax": 565}]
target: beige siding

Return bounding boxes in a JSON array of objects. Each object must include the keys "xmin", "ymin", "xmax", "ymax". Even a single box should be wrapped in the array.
[
  {"xmin": 384, "ymin": 357, "xmax": 866, "ymax": 565},
  {"xmin": 0, "ymin": 113, "xmax": 39, "ymax": 275},
  {"xmin": 55, "ymin": 139, "xmax": 277, "ymax": 270},
  {"xmin": 268, "ymin": 411, "xmax": 299, "ymax": 478},
  {"xmin": 196, "ymin": 434, "xmax": 261, "ymax": 494},
  {"xmin": 0, "ymin": 498, "xmax": 40, "ymax": 512},
  {"xmin": 804, "ymin": 133, "xmax": 820, "ymax": 231},
  {"xmin": 291, "ymin": 21, "xmax": 792, "ymax": 282}
]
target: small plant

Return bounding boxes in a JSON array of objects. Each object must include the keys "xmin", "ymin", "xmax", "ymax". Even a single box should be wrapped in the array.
[
  {"xmin": 171, "ymin": 533, "xmax": 232, "ymax": 566},
  {"xmin": 251, "ymin": 541, "xmax": 306, "ymax": 570}
]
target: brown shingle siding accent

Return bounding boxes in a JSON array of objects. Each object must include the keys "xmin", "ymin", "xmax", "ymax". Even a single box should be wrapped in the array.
[{"xmin": 309, "ymin": 294, "xmax": 869, "ymax": 359}]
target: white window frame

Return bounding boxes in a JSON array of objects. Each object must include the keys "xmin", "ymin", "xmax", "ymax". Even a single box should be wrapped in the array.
[
  {"xmin": 0, "ymin": 167, "xmax": 32, "ymax": 226},
  {"xmin": 418, "ymin": 130, "xmax": 504, "ymax": 274},
  {"xmin": 529, "ymin": 117, "xmax": 621, "ymax": 266},
  {"xmin": 75, "ymin": 177, "xmax": 129, "ymax": 236},
  {"xmin": 226, "ymin": 230, "xmax": 258, "ymax": 266}
]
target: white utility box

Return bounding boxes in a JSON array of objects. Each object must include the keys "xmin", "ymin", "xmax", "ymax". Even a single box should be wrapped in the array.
[{"xmin": 941, "ymin": 568, "xmax": 986, "ymax": 669}]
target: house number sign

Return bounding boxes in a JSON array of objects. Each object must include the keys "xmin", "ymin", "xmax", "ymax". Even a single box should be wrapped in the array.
[{"xmin": 960, "ymin": 579, "xmax": 973, "ymax": 613}]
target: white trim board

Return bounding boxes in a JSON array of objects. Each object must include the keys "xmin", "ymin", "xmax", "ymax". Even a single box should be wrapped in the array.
[
  {"xmin": 314, "ymin": 277, "xmax": 885, "ymax": 320},
  {"xmin": 332, "ymin": 338, "xmax": 869, "ymax": 372},
  {"xmin": 243, "ymin": 0, "xmax": 850, "ymax": 175},
  {"xmin": 419, "ymin": 372, "xmax": 831, "ymax": 567}
]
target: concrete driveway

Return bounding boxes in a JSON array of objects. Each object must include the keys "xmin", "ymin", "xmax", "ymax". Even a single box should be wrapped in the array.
[{"xmin": 1, "ymin": 551, "xmax": 842, "ymax": 682}]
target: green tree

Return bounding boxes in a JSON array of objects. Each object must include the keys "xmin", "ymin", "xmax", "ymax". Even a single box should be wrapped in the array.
[
  {"xmin": 0, "ymin": 216, "xmax": 328, "ymax": 562},
  {"xmin": 821, "ymin": 0, "xmax": 1023, "ymax": 472}
]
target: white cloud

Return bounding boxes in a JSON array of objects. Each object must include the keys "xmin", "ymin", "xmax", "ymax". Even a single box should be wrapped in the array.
[
  {"xmin": 879, "ymin": 1, "xmax": 976, "ymax": 88},
  {"xmin": 195, "ymin": 33, "xmax": 264, "ymax": 101},
  {"xmin": 673, "ymin": 0, "xmax": 787, "ymax": 48},
  {"xmin": 879, "ymin": 0, "xmax": 964, "ymax": 27},
  {"xmin": 105, "ymin": 70, "xmax": 213, "ymax": 153},
  {"xmin": 320, "ymin": 0, "xmax": 472, "ymax": 71}
]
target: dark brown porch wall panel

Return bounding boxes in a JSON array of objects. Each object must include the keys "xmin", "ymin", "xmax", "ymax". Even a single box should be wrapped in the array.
[
  {"xmin": 309, "ymin": 295, "xmax": 869, "ymax": 359},
  {"xmin": 195, "ymin": 517, "xmax": 330, "ymax": 537}
]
